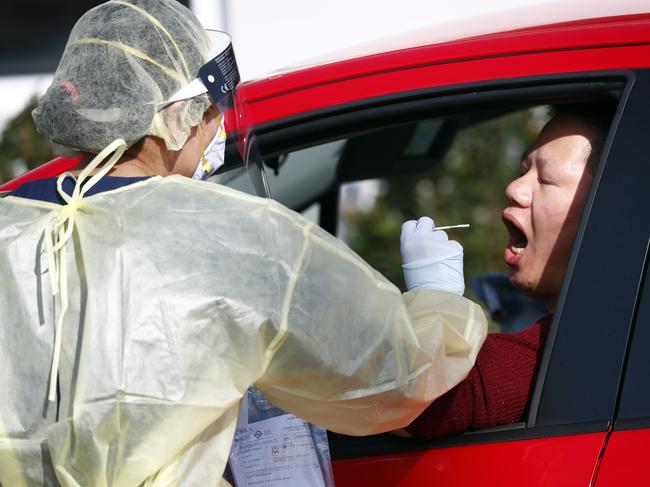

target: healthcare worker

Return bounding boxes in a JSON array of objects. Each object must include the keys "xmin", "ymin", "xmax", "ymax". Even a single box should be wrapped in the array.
[{"xmin": 0, "ymin": 1, "xmax": 486, "ymax": 485}]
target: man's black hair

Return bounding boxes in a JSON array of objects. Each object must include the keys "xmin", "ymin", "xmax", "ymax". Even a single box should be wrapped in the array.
[{"xmin": 551, "ymin": 99, "xmax": 618, "ymax": 172}]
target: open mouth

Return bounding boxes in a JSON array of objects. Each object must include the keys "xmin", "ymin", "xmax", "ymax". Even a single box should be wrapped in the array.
[{"xmin": 503, "ymin": 216, "xmax": 528, "ymax": 256}]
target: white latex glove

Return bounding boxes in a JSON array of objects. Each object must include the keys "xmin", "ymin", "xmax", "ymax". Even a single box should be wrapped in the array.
[{"xmin": 400, "ymin": 216, "xmax": 465, "ymax": 294}]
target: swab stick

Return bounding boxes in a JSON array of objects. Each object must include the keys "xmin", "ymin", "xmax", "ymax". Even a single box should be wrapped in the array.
[{"xmin": 434, "ymin": 224, "xmax": 470, "ymax": 231}]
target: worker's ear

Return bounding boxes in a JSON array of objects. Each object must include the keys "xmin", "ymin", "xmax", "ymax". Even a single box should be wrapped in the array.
[{"xmin": 150, "ymin": 99, "xmax": 201, "ymax": 151}]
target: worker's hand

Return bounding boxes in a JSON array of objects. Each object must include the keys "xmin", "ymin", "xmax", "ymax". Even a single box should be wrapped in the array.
[{"xmin": 400, "ymin": 216, "xmax": 465, "ymax": 294}]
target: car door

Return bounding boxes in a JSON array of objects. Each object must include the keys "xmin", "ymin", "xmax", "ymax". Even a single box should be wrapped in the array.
[
  {"xmin": 595, "ymin": 242, "xmax": 650, "ymax": 486},
  {"xmin": 246, "ymin": 64, "xmax": 649, "ymax": 485}
]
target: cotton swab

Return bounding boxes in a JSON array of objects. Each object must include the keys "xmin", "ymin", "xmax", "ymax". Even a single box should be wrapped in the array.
[{"xmin": 434, "ymin": 224, "xmax": 470, "ymax": 231}]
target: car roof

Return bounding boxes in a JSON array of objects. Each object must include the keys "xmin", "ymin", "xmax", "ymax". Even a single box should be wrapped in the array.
[
  {"xmin": 240, "ymin": 12, "xmax": 650, "ymax": 126},
  {"xmin": 243, "ymin": 13, "xmax": 650, "ymax": 99},
  {"xmin": 254, "ymin": 1, "xmax": 650, "ymax": 81}
]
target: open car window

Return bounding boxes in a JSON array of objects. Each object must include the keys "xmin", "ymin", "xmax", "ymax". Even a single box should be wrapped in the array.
[
  {"xmin": 215, "ymin": 74, "xmax": 632, "ymax": 454},
  {"xmin": 336, "ymin": 106, "xmax": 552, "ymax": 332},
  {"xmin": 258, "ymin": 101, "xmax": 619, "ymax": 336}
]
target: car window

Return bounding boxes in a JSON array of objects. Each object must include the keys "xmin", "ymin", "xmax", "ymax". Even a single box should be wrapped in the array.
[
  {"xmin": 208, "ymin": 140, "xmax": 342, "ymax": 210},
  {"xmin": 258, "ymin": 106, "xmax": 563, "ymax": 333},
  {"xmin": 219, "ymin": 77, "xmax": 631, "ymax": 450},
  {"xmin": 337, "ymin": 107, "xmax": 551, "ymax": 332}
]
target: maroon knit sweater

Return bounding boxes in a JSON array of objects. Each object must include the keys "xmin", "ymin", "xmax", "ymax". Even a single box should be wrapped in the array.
[{"xmin": 406, "ymin": 314, "xmax": 552, "ymax": 439}]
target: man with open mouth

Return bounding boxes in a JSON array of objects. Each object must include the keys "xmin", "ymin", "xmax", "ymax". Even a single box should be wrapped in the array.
[
  {"xmin": 502, "ymin": 107, "xmax": 606, "ymax": 313},
  {"xmin": 399, "ymin": 101, "xmax": 617, "ymax": 439}
]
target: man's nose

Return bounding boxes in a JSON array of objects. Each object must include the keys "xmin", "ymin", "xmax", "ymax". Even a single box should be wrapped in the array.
[{"xmin": 505, "ymin": 176, "xmax": 532, "ymax": 207}]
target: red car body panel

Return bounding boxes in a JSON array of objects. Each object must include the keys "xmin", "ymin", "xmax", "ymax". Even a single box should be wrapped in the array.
[
  {"xmin": 244, "ymin": 44, "xmax": 650, "ymax": 127},
  {"xmin": 242, "ymin": 14, "xmax": 650, "ymax": 125},
  {"xmin": 332, "ymin": 432, "xmax": 607, "ymax": 486},
  {"xmin": 244, "ymin": 14, "xmax": 650, "ymax": 105},
  {"xmin": 593, "ymin": 428, "xmax": 650, "ymax": 486},
  {"xmin": 0, "ymin": 156, "xmax": 81, "ymax": 192}
]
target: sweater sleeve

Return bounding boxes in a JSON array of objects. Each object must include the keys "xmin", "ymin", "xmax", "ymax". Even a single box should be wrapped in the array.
[{"xmin": 405, "ymin": 315, "xmax": 552, "ymax": 439}]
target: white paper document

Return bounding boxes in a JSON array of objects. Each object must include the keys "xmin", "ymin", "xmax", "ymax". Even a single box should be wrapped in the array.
[{"xmin": 229, "ymin": 413, "xmax": 327, "ymax": 487}]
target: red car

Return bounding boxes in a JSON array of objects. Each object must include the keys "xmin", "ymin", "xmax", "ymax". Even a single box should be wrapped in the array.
[{"xmin": 4, "ymin": 11, "xmax": 650, "ymax": 487}]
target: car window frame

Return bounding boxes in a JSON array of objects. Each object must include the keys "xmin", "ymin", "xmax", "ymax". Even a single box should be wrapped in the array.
[
  {"xmin": 528, "ymin": 69, "xmax": 650, "ymax": 430},
  {"xmin": 594, "ymin": 70, "xmax": 650, "ymax": 432},
  {"xmin": 611, "ymin": 237, "xmax": 650, "ymax": 431},
  {"xmin": 250, "ymin": 71, "xmax": 639, "ymax": 457}
]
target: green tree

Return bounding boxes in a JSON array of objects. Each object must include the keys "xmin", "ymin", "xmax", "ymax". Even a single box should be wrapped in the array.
[{"xmin": 0, "ymin": 100, "xmax": 53, "ymax": 185}]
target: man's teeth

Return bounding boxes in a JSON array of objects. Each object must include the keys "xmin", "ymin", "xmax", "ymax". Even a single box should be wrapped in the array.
[{"xmin": 511, "ymin": 245, "xmax": 524, "ymax": 255}]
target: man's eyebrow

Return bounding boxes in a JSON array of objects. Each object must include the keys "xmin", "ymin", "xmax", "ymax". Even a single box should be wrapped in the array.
[
  {"xmin": 535, "ymin": 154, "xmax": 552, "ymax": 168},
  {"xmin": 520, "ymin": 149, "xmax": 549, "ymax": 168}
]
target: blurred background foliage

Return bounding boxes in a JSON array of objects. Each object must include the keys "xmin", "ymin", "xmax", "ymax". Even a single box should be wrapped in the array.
[
  {"xmin": 0, "ymin": 100, "xmax": 52, "ymax": 185},
  {"xmin": 340, "ymin": 107, "xmax": 550, "ymax": 305}
]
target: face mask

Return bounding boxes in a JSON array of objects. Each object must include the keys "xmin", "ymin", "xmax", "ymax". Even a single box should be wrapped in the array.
[{"xmin": 192, "ymin": 115, "xmax": 226, "ymax": 180}]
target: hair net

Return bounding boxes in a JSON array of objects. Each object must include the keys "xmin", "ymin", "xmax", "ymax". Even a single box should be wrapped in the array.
[{"xmin": 32, "ymin": 0, "xmax": 212, "ymax": 153}]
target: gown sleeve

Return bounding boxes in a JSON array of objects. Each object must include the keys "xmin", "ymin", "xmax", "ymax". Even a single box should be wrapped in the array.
[
  {"xmin": 405, "ymin": 316, "xmax": 551, "ymax": 439},
  {"xmin": 254, "ymin": 202, "xmax": 488, "ymax": 436}
]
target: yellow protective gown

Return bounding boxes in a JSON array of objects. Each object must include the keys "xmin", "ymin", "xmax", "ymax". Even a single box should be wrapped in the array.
[{"xmin": 0, "ymin": 169, "xmax": 487, "ymax": 486}]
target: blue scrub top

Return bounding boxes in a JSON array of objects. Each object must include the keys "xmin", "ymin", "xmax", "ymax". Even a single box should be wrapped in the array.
[{"xmin": 9, "ymin": 176, "xmax": 149, "ymax": 204}]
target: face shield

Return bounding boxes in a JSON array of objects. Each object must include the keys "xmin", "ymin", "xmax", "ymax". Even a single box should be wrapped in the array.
[{"xmin": 161, "ymin": 31, "xmax": 271, "ymax": 197}]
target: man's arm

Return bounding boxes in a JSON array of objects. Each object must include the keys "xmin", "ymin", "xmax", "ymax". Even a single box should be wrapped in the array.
[{"xmin": 405, "ymin": 315, "xmax": 552, "ymax": 439}]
